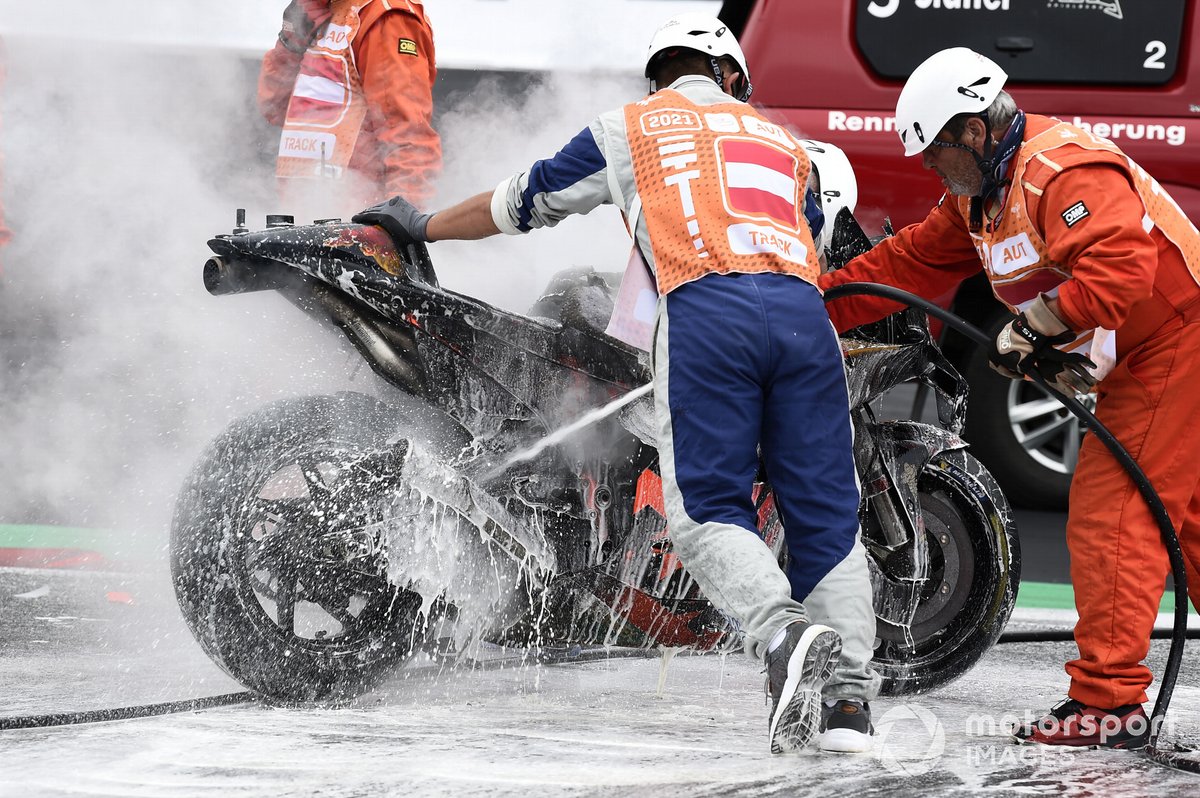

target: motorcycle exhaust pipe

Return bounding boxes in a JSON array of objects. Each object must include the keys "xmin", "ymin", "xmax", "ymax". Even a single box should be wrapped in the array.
[
  {"xmin": 203, "ymin": 255, "xmax": 302, "ymax": 296},
  {"xmin": 299, "ymin": 282, "xmax": 428, "ymax": 396},
  {"xmin": 203, "ymin": 253, "xmax": 427, "ymax": 395}
]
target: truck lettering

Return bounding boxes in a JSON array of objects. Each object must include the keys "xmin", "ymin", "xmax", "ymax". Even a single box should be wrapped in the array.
[
  {"xmin": 1071, "ymin": 117, "xmax": 1186, "ymax": 147},
  {"xmin": 915, "ymin": 0, "xmax": 1010, "ymax": 10},
  {"xmin": 869, "ymin": 0, "xmax": 1009, "ymax": 19},
  {"xmin": 828, "ymin": 111, "xmax": 897, "ymax": 133}
]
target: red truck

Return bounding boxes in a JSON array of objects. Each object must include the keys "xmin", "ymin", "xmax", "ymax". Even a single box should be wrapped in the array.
[{"xmin": 721, "ymin": 0, "xmax": 1200, "ymax": 508}]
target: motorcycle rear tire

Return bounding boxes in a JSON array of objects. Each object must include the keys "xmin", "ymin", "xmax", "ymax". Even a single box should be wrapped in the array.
[
  {"xmin": 171, "ymin": 392, "xmax": 432, "ymax": 704},
  {"xmin": 871, "ymin": 448, "xmax": 1021, "ymax": 696}
]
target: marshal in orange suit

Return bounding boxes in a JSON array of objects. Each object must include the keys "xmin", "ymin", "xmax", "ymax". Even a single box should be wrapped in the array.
[
  {"xmin": 820, "ymin": 47, "xmax": 1200, "ymax": 750},
  {"xmin": 258, "ymin": 0, "xmax": 442, "ymax": 212}
]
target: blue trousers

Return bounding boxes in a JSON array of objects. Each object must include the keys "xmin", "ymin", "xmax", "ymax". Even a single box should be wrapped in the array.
[{"xmin": 654, "ymin": 272, "xmax": 879, "ymax": 700}]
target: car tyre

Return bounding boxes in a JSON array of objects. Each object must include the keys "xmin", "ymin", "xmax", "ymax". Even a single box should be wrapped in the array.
[{"xmin": 960, "ymin": 321, "xmax": 1084, "ymax": 511}]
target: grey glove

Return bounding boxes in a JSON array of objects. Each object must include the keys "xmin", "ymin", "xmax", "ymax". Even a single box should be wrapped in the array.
[
  {"xmin": 352, "ymin": 195, "xmax": 433, "ymax": 246},
  {"xmin": 278, "ymin": 0, "xmax": 332, "ymax": 55}
]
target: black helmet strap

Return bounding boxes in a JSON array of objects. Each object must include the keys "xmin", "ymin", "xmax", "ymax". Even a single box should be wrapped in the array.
[
  {"xmin": 709, "ymin": 56, "xmax": 753, "ymax": 102},
  {"xmin": 648, "ymin": 49, "xmax": 753, "ymax": 102},
  {"xmin": 927, "ymin": 109, "xmax": 1025, "ymax": 231}
]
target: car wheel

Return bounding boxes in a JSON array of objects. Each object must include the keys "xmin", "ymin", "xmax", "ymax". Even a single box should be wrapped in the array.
[{"xmin": 960, "ymin": 330, "xmax": 1094, "ymax": 511}]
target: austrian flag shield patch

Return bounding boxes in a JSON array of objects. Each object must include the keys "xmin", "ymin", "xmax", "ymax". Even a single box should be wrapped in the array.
[{"xmin": 718, "ymin": 138, "xmax": 801, "ymax": 228}]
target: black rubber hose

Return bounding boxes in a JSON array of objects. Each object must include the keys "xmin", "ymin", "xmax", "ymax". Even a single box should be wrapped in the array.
[
  {"xmin": 824, "ymin": 282, "xmax": 1196, "ymax": 770},
  {"xmin": 1000, "ymin": 628, "xmax": 1200, "ymax": 644},
  {"xmin": 0, "ymin": 647, "xmax": 657, "ymax": 731},
  {"xmin": 0, "ymin": 692, "xmax": 255, "ymax": 730}
]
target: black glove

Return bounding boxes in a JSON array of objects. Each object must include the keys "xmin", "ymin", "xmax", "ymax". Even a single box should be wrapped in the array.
[
  {"xmin": 989, "ymin": 296, "xmax": 1097, "ymax": 396},
  {"xmin": 279, "ymin": 0, "xmax": 332, "ymax": 55},
  {"xmin": 352, "ymin": 195, "xmax": 433, "ymax": 246}
]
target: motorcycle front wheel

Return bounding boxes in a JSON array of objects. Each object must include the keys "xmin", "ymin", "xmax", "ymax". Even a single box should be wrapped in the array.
[
  {"xmin": 171, "ymin": 392, "xmax": 427, "ymax": 703},
  {"xmin": 868, "ymin": 448, "xmax": 1021, "ymax": 696}
]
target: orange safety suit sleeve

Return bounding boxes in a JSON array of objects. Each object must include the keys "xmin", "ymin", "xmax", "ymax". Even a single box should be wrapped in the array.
[
  {"xmin": 1032, "ymin": 164, "xmax": 1159, "ymax": 333},
  {"xmin": 257, "ymin": 40, "xmax": 304, "ymax": 128},
  {"xmin": 353, "ymin": 8, "xmax": 441, "ymax": 204},
  {"xmin": 817, "ymin": 196, "xmax": 982, "ymax": 333}
]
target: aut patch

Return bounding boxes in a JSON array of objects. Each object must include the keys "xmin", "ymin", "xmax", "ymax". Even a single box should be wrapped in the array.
[{"xmin": 398, "ymin": 38, "xmax": 418, "ymax": 56}]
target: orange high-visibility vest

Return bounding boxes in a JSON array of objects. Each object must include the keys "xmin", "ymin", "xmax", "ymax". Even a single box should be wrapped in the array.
[
  {"xmin": 623, "ymin": 90, "xmax": 822, "ymax": 295},
  {"xmin": 276, "ymin": 0, "xmax": 394, "ymax": 183},
  {"xmin": 961, "ymin": 117, "xmax": 1200, "ymax": 362}
]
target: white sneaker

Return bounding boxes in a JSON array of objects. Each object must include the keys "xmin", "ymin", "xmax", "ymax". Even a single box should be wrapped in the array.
[{"xmin": 819, "ymin": 699, "xmax": 874, "ymax": 753}]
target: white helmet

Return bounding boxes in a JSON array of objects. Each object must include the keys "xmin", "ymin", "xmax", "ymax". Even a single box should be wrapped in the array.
[
  {"xmin": 644, "ymin": 13, "xmax": 751, "ymax": 99},
  {"xmin": 895, "ymin": 47, "xmax": 1008, "ymax": 156},
  {"xmin": 799, "ymin": 139, "xmax": 858, "ymax": 254}
]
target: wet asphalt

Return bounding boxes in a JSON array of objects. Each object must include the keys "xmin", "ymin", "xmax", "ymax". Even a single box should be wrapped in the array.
[{"xmin": 2, "ymin": 561, "xmax": 1199, "ymax": 797}]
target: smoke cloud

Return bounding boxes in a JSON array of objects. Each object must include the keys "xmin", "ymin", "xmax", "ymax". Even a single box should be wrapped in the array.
[{"xmin": 0, "ymin": 26, "xmax": 645, "ymax": 557}]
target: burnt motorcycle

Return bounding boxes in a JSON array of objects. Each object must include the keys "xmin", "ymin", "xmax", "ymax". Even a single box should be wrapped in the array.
[{"xmin": 171, "ymin": 209, "xmax": 1020, "ymax": 702}]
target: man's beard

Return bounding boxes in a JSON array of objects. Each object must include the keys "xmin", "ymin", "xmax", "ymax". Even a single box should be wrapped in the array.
[{"xmin": 943, "ymin": 172, "xmax": 981, "ymax": 196}]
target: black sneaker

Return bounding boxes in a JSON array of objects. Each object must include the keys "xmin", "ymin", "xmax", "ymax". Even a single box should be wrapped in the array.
[
  {"xmin": 764, "ymin": 621, "xmax": 842, "ymax": 753},
  {"xmin": 1012, "ymin": 698, "xmax": 1150, "ymax": 749},
  {"xmin": 820, "ymin": 699, "xmax": 874, "ymax": 753}
]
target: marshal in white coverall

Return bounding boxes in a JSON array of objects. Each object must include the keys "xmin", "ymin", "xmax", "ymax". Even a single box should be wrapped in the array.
[{"xmin": 482, "ymin": 75, "xmax": 881, "ymax": 703}]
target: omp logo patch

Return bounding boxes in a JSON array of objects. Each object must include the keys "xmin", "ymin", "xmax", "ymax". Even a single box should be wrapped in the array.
[
  {"xmin": 398, "ymin": 38, "xmax": 418, "ymax": 56},
  {"xmin": 1062, "ymin": 201, "xmax": 1090, "ymax": 227}
]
